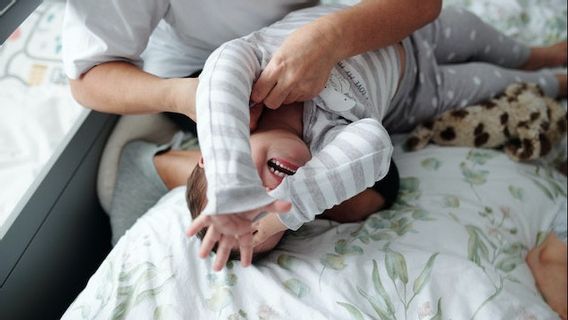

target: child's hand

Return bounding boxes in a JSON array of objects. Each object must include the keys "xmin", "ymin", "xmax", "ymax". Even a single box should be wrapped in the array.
[
  {"xmin": 252, "ymin": 213, "xmax": 289, "ymax": 247},
  {"xmin": 186, "ymin": 200, "xmax": 291, "ymax": 271}
]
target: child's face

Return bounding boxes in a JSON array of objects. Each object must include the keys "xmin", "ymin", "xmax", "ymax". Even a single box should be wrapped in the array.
[
  {"xmin": 249, "ymin": 101, "xmax": 309, "ymax": 191},
  {"xmin": 249, "ymin": 128, "xmax": 311, "ymax": 191},
  {"xmin": 236, "ymin": 109, "xmax": 310, "ymax": 255}
]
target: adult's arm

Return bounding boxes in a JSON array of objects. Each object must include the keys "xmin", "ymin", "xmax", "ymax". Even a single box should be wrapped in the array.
[
  {"xmin": 69, "ymin": 62, "xmax": 198, "ymax": 121},
  {"xmin": 63, "ymin": 0, "xmax": 197, "ymax": 119},
  {"xmin": 252, "ymin": 0, "xmax": 443, "ymax": 108}
]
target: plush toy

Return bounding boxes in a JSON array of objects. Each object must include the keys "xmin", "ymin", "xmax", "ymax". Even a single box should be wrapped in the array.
[{"xmin": 405, "ymin": 83, "xmax": 567, "ymax": 161}]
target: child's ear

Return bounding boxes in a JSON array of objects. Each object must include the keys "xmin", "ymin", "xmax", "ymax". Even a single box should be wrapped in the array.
[{"xmin": 198, "ymin": 157, "xmax": 205, "ymax": 168}]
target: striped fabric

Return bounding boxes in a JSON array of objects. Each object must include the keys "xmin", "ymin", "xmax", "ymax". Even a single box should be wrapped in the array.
[{"xmin": 196, "ymin": 5, "xmax": 397, "ymax": 230}]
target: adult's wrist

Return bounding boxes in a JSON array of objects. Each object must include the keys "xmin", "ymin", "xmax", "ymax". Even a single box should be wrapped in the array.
[
  {"xmin": 164, "ymin": 77, "xmax": 198, "ymax": 121},
  {"xmin": 311, "ymin": 14, "xmax": 344, "ymax": 64}
]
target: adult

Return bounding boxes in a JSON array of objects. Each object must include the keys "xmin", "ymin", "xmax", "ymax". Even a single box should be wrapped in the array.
[{"xmin": 62, "ymin": 0, "xmax": 442, "ymax": 243}]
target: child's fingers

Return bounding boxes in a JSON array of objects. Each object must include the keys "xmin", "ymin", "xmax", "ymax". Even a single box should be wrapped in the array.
[
  {"xmin": 238, "ymin": 233, "xmax": 254, "ymax": 267},
  {"xmin": 199, "ymin": 227, "xmax": 220, "ymax": 258},
  {"xmin": 223, "ymin": 215, "xmax": 255, "ymax": 235},
  {"xmin": 213, "ymin": 235, "xmax": 235, "ymax": 272},
  {"xmin": 266, "ymin": 200, "xmax": 292, "ymax": 214},
  {"xmin": 186, "ymin": 214, "xmax": 211, "ymax": 237}
]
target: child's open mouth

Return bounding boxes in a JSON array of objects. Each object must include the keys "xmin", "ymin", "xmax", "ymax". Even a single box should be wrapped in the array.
[{"xmin": 267, "ymin": 158, "xmax": 298, "ymax": 177}]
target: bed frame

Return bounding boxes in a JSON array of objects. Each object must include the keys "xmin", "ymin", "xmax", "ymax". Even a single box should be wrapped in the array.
[{"xmin": 0, "ymin": 102, "xmax": 116, "ymax": 320}]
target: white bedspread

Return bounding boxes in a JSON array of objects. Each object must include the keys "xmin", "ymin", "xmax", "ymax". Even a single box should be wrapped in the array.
[{"xmin": 63, "ymin": 140, "xmax": 566, "ymax": 320}]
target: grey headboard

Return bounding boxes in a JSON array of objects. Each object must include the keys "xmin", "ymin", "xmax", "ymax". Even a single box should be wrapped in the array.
[
  {"xmin": 0, "ymin": 0, "xmax": 41, "ymax": 43},
  {"xmin": 0, "ymin": 112, "xmax": 117, "ymax": 320}
]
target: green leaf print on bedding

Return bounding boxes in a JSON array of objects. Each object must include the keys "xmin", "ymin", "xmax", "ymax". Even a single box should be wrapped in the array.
[
  {"xmin": 335, "ymin": 239, "xmax": 364, "ymax": 256},
  {"xmin": 523, "ymin": 165, "xmax": 567, "ymax": 200},
  {"xmin": 204, "ymin": 271, "xmax": 239, "ymax": 312},
  {"xmin": 443, "ymin": 195, "xmax": 460, "ymax": 208},
  {"xmin": 205, "ymin": 287, "xmax": 232, "ymax": 311},
  {"xmin": 345, "ymin": 254, "xmax": 440, "ymax": 320},
  {"xmin": 385, "ymin": 248, "xmax": 409, "ymax": 285},
  {"xmin": 413, "ymin": 253, "xmax": 439, "ymax": 295},
  {"xmin": 421, "ymin": 158, "xmax": 442, "ymax": 171},
  {"xmin": 337, "ymin": 302, "xmax": 365, "ymax": 320},
  {"xmin": 320, "ymin": 253, "xmax": 347, "ymax": 270},
  {"xmin": 111, "ymin": 256, "xmax": 175, "ymax": 320},
  {"xmin": 397, "ymin": 177, "xmax": 421, "ymax": 204},
  {"xmin": 284, "ymin": 279, "xmax": 310, "ymax": 298},
  {"xmin": 460, "ymin": 162, "xmax": 489, "ymax": 186},
  {"xmin": 466, "ymin": 225, "xmax": 490, "ymax": 267},
  {"xmin": 277, "ymin": 254, "xmax": 301, "ymax": 271},
  {"xmin": 508, "ymin": 185, "xmax": 524, "ymax": 201},
  {"xmin": 466, "ymin": 150, "xmax": 498, "ymax": 165},
  {"xmin": 371, "ymin": 260, "xmax": 396, "ymax": 316}
]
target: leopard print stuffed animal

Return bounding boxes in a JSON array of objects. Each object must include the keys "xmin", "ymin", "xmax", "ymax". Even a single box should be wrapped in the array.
[{"xmin": 405, "ymin": 83, "xmax": 567, "ymax": 161}]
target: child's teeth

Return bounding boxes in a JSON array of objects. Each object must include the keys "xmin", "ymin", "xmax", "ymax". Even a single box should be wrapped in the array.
[{"xmin": 270, "ymin": 167, "xmax": 275, "ymax": 173}]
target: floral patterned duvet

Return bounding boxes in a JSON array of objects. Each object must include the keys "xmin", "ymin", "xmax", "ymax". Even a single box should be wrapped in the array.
[
  {"xmin": 62, "ymin": 134, "xmax": 566, "ymax": 320},
  {"xmin": 62, "ymin": 1, "xmax": 567, "ymax": 319}
]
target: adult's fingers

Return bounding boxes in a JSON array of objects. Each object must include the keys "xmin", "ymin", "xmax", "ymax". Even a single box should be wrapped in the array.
[
  {"xmin": 282, "ymin": 91, "xmax": 301, "ymax": 105},
  {"xmin": 199, "ymin": 226, "xmax": 221, "ymax": 258},
  {"xmin": 251, "ymin": 70, "xmax": 278, "ymax": 104},
  {"xmin": 265, "ymin": 200, "xmax": 292, "ymax": 214},
  {"xmin": 263, "ymin": 81, "xmax": 294, "ymax": 109},
  {"xmin": 186, "ymin": 214, "xmax": 211, "ymax": 237},
  {"xmin": 213, "ymin": 235, "xmax": 236, "ymax": 271}
]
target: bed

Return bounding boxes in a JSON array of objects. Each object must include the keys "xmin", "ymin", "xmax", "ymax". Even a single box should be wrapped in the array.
[
  {"xmin": 61, "ymin": 135, "xmax": 567, "ymax": 319},
  {"xmin": 54, "ymin": 0, "xmax": 566, "ymax": 319}
]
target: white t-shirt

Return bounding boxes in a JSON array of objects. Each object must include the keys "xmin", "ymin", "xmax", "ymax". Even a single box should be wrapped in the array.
[{"xmin": 62, "ymin": 0, "xmax": 319, "ymax": 79}]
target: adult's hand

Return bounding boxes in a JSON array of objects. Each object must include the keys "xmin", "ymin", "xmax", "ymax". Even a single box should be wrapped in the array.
[{"xmin": 251, "ymin": 19, "xmax": 340, "ymax": 109}]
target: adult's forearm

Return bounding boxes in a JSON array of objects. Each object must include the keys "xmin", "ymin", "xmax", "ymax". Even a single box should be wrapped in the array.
[
  {"xmin": 324, "ymin": 0, "xmax": 442, "ymax": 61},
  {"xmin": 69, "ymin": 61, "xmax": 197, "ymax": 121}
]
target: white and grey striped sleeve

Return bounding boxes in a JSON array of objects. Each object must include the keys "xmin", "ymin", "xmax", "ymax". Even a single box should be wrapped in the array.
[
  {"xmin": 196, "ymin": 39, "xmax": 275, "ymax": 215},
  {"xmin": 269, "ymin": 118, "xmax": 393, "ymax": 230}
]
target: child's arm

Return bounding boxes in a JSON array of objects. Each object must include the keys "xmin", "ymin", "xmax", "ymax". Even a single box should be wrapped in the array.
[
  {"xmin": 196, "ymin": 39, "xmax": 276, "ymax": 216},
  {"xmin": 270, "ymin": 118, "xmax": 393, "ymax": 230},
  {"xmin": 189, "ymin": 39, "xmax": 290, "ymax": 270}
]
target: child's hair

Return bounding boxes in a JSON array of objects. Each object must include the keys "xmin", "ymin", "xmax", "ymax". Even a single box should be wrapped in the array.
[
  {"xmin": 185, "ymin": 164, "xmax": 280, "ymax": 261},
  {"xmin": 186, "ymin": 165, "xmax": 208, "ymax": 240}
]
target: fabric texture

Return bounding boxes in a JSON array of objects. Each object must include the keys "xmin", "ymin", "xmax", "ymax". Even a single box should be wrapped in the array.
[
  {"xmin": 196, "ymin": 5, "xmax": 560, "ymax": 230},
  {"xmin": 196, "ymin": 5, "xmax": 397, "ymax": 229},
  {"xmin": 61, "ymin": 0, "xmax": 318, "ymax": 79},
  {"xmin": 62, "ymin": 136, "xmax": 567, "ymax": 320},
  {"xmin": 383, "ymin": 7, "xmax": 558, "ymax": 133}
]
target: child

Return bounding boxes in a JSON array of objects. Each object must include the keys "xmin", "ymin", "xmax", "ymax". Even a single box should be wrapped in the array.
[
  {"xmin": 186, "ymin": 4, "xmax": 568, "ymax": 271},
  {"xmin": 186, "ymin": 103, "xmax": 401, "ymax": 260}
]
